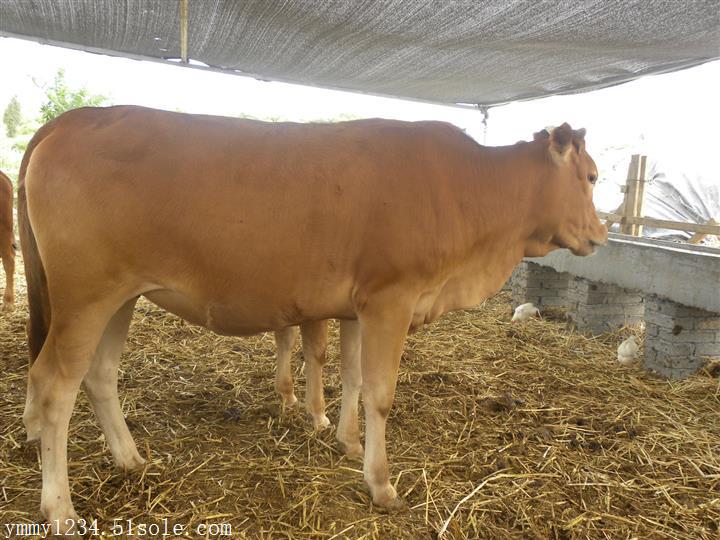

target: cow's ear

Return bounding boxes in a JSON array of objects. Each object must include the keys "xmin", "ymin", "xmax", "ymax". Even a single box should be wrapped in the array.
[
  {"xmin": 549, "ymin": 123, "xmax": 573, "ymax": 163},
  {"xmin": 572, "ymin": 127, "xmax": 587, "ymax": 152},
  {"xmin": 533, "ymin": 129, "xmax": 550, "ymax": 141}
]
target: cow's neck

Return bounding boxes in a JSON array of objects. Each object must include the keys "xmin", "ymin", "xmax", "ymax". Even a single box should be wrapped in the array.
[
  {"xmin": 467, "ymin": 142, "xmax": 551, "ymax": 255},
  {"xmin": 445, "ymin": 143, "xmax": 553, "ymax": 305}
]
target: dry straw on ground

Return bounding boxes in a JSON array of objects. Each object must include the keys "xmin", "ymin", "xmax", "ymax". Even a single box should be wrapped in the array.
[{"xmin": 1, "ymin": 258, "xmax": 718, "ymax": 539}]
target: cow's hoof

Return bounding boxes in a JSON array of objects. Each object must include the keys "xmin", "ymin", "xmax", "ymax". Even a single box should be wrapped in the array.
[
  {"xmin": 338, "ymin": 440, "xmax": 364, "ymax": 461},
  {"xmin": 1, "ymin": 301, "xmax": 13, "ymax": 312},
  {"xmin": 374, "ymin": 494, "xmax": 407, "ymax": 513},
  {"xmin": 280, "ymin": 393, "xmax": 298, "ymax": 408},
  {"xmin": 369, "ymin": 484, "xmax": 406, "ymax": 512},
  {"xmin": 117, "ymin": 452, "xmax": 146, "ymax": 472},
  {"xmin": 312, "ymin": 414, "xmax": 331, "ymax": 430},
  {"xmin": 42, "ymin": 505, "xmax": 80, "ymax": 535}
]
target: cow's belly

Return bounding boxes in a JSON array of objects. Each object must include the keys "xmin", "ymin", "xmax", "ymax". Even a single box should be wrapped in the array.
[
  {"xmin": 143, "ymin": 290, "xmax": 263, "ymax": 335},
  {"xmin": 410, "ymin": 266, "xmax": 509, "ymax": 330},
  {"xmin": 143, "ymin": 283, "xmax": 354, "ymax": 336}
]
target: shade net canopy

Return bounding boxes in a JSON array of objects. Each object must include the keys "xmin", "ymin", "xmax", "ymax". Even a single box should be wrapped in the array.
[{"xmin": 1, "ymin": 0, "xmax": 719, "ymax": 106}]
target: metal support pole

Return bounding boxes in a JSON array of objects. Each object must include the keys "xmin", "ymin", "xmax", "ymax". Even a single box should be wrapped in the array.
[
  {"xmin": 477, "ymin": 105, "xmax": 490, "ymax": 144},
  {"xmin": 180, "ymin": 0, "xmax": 188, "ymax": 63}
]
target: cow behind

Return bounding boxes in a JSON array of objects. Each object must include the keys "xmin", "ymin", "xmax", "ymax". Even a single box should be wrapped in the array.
[{"xmin": 0, "ymin": 169, "xmax": 15, "ymax": 310}]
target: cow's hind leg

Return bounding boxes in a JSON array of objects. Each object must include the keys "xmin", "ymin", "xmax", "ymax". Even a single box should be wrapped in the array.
[
  {"xmin": 274, "ymin": 326, "xmax": 300, "ymax": 407},
  {"xmin": 359, "ymin": 297, "xmax": 412, "ymax": 509},
  {"xmin": 23, "ymin": 299, "xmax": 123, "ymax": 533},
  {"xmin": 300, "ymin": 320, "xmax": 330, "ymax": 429},
  {"xmin": 82, "ymin": 298, "xmax": 145, "ymax": 471},
  {"xmin": 1, "ymin": 240, "xmax": 14, "ymax": 310},
  {"xmin": 336, "ymin": 319, "xmax": 363, "ymax": 459}
]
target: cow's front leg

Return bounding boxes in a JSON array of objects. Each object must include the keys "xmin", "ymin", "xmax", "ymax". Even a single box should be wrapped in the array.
[
  {"xmin": 274, "ymin": 326, "xmax": 300, "ymax": 407},
  {"xmin": 358, "ymin": 298, "xmax": 411, "ymax": 509},
  {"xmin": 336, "ymin": 319, "xmax": 363, "ymax": 459},
  {"xmin": 300, "ymin": 320, "xmax": 330, "ymax": 429}
]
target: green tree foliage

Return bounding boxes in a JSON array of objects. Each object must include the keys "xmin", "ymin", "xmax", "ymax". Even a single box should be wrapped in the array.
[
  {"xmin": 2, "ymin": 96, "xmax": 22, "ymax": 137},
  {"xmin": 38, "ymin": 69, "xmax": 107, "ymax": 123}
]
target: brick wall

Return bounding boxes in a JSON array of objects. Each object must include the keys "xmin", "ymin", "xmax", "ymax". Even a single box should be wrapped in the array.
[
  {"xmin": 565, "ymin": 278, "xmax": 644, "ymax": 335},
  {"xmin": 644, "ymin": 295, "xmax": 720, "ymax": 378},
  {"xmin": 510, "ymin": 262, "xmax": 570, "ymax": 310}
]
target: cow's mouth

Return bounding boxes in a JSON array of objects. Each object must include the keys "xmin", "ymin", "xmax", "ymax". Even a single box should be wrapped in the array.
[
  {"xmin": 570, "ymin": 238, "xmax": 601, "ymax": 256},
  {"xmin": 549, "ymin": 231, "xmax": 605, "ymax": 257}
]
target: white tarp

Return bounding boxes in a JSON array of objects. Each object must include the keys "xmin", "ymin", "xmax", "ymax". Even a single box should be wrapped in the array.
[{"xmin": 596, "ymin": 157, "xmax": 720, "ymax": 243}]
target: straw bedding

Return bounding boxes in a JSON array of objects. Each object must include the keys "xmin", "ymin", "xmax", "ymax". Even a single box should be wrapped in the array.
[{"xmin": 0, "ymin": 258, "xmax": 718, "ymax": 539}]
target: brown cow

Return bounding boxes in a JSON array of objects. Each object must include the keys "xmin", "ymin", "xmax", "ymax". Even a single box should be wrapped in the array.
[
  {"xmin": 18, "ymin": 106, "xmax": 606, "ymax": 529},
  {"xmin": 0, "ymin": 169, "xmax": 15, "ymax": 310}
]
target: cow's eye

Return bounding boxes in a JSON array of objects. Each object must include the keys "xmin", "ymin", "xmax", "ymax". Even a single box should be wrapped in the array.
[{"xmin": 588, "ymin": 173, "xmax": 597, "ymax": 184}]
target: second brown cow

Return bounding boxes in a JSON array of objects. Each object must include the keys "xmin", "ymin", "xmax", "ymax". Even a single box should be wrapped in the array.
[{"xmin": 0, "ymin": 169, "xmax": 15, "ymax": 310}]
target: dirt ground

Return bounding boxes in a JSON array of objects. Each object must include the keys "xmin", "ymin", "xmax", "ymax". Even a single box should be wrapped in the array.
[{"xmin": 1, "ymin": 255, "xmax": 718, "ymax": 539}]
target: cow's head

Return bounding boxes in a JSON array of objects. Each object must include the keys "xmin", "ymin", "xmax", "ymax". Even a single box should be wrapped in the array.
[{"xmin": 526, "ymin": 123, "xmax": 608, "ymax": 257}]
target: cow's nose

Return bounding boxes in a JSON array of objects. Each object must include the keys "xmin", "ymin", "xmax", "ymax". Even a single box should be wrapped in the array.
[{"xmin": 593, "ymin": 223, "xmax": 609, "ymax": 245}]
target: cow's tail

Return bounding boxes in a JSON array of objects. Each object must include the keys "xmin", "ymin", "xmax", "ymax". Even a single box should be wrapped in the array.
[{"xmin": 18, "ymin": 121, "xmax": 56, "ymax": 362}]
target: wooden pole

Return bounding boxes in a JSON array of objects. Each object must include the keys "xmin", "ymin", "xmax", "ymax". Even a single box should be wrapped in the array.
[
  {"xmin": 620, "ymin": 155, "xmax": 640, "ymax": 235},
  {"xmin": 630, "ymin": 155, "xmax": 647, "ymax": 236},
  {"xmin": 180, "ymin": 0, "xmax": 188, "ymax": 64}
]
